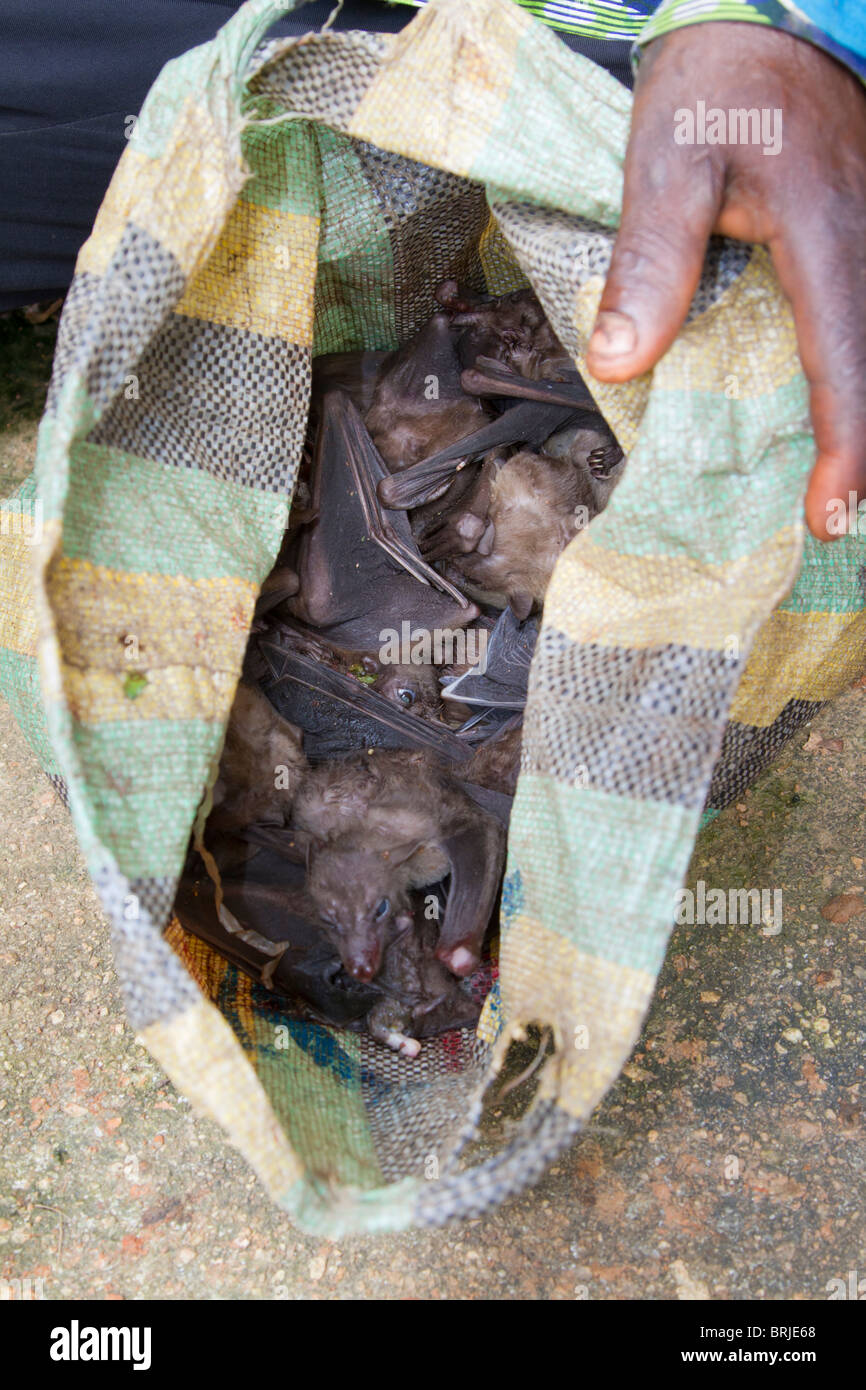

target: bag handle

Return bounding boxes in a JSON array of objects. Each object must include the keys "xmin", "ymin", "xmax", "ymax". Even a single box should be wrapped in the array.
[{"xmin": 216, "ymin": 0, "xmax": 323, "ymax": 98}]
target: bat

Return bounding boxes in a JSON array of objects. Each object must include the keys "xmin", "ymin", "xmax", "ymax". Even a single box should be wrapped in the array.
[
  {"xmin": 208, "ymin": 679, "xmax": 307, "ymax": 840},
  {"xmin": 375, "ymin": 398, "xmax": 580, "ymax": 511},
  {"xmin": 287, "ymin": 388, "xmax": 477, "ymax": 650},
  {"xmin": 250, "ymin": 615, "xmax": 444, "ymax": 720},
  {"xmin": 175, "ymin": 850, "xmax": 482, "ymax": 1054},
  {"xmin": 417, "ymin": 449, "xmax": 596, "ymax": 620},
  {"xmin": 463, "ymin": 716, "xmax": 524, "ymax": 798},
  {"xmin": 292, "ymin": 748, "xmax": 506, "ymax": 980},
  {"xmin": 434, "ymin": 279, "xmax": 569, "ymax": 378},
  {"xmin": 543, "ymin": 415, "xmax": 627, "ymax": 508},
  {"xmin": 363, "ymin": 311, "xmax": 490, "ymax": 472},
  {"xmin": 252, "ymin": 627, "xmax": 473, "ymax": 764},
  {"xmin": 364, "ymin": 907, "xmax": 481, "ymax": 1057},
  {"xmin": 174, "ymin": 846, "xmax": 380, "ymax": 1025}
]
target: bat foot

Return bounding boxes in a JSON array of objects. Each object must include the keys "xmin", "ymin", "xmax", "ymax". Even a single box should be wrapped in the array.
[
  {"xmin": 381, "ymin": 1029, "xmax": 421, "ymax": 1058},
  {"xmin": 588, "ymin": 445, "xmax": 624, "ymax": 478}
]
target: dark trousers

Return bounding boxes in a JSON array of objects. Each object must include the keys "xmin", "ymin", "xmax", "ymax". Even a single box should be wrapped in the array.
[{"xmin": 0, "ymin": 1, "xmax": 633, "ymax": 308}]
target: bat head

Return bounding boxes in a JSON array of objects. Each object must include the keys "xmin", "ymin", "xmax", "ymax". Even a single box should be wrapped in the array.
[
  {"xmin": 306, "ymin": 840, "xmax": 418, "ymax": 983},
  {"xmin": 448, "ymin": 289, "xmax": 558, "ymax": 374},
  {"xmin": 372, "ymin": 662, "xmax": 440, "ymax": 717}
]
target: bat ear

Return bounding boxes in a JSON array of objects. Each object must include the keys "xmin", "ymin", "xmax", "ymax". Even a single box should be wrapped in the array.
[
  {"xmin": 295, "ymin": 829, "xmax": 316, "ymax": 872},
  {"xmin": 385, "ymin": 839, "xmax": 425, "ymax": 868},
  {"xmin": 435, "ymin": 278, "xmax": 459, "ymax": 306},
  {"xmin": 509, "ymin": 592, "xmax": 534, "ymax": 622}
]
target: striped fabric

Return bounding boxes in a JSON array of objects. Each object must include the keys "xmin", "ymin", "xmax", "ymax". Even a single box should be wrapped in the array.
[
  {"xmin": 390, "ymin": 0, "xmax": 866, "ymax": 76},
  {"xmin": 1, "ymin": 0, "xmax": 863, "ymax": 1234}
]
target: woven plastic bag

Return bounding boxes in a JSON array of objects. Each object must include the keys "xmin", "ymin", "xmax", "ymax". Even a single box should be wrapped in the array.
[{"xmin": 2, "ymin": 0, "xmax": 865, "ymax": 1234}]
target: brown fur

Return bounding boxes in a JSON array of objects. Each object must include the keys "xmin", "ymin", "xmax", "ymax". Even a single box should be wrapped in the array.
[
  {"xmin": 364, "ymin": 313, "xmax": 489, "ymax": 472},
  {"xmin": 211, "ymin": 680, "xmax": 307, "ymax": 832},
  {"xmin": 448, "ymin": 451, "xmax": 595, "ymax": 612},
  {"xmin": 293, "ymin": 749, "xmax": 502, "ymax": 983}
]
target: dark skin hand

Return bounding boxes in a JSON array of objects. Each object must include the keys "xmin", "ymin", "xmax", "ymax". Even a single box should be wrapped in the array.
[{"xmin": 586, "ymin": 22, "xmax": 866, "ymax": 541}]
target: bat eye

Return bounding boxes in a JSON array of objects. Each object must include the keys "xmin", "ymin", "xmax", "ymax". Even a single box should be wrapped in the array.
[
  {"xmin": 374, "ymin": 897, "xmax": 390, "ymax": 921},
  {"xmin": 396, "ymin": 687, "xmax": 416, "ymax": 706}
]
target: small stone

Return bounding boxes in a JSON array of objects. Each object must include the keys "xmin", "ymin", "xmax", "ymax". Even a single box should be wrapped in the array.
[
  {"xmin": 782, "ymin": 1028, "xmax": 803, "ymax": 1044},
  {"xmin": 50, "ymin": 1010, "xmax": 64, "ymax": 1024}
]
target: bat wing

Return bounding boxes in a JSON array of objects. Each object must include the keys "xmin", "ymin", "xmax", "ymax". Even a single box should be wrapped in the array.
[
  {"xmin": 377, "ymin": 399, "xmax": 578, "ymax": 510},
  {"xmin": 290, "ymin": 390, "xmax": 475, "ymax": 650},
  {"xmin": 441, "ymin": 607, "xmax": 539, "ymax": 709},
  {"xmin": 434, "ymin": 811, "xmax": 506, "ymax": 977},
  {"xmin": 255, "ymin": 633, "xmax": 473, "ymax": 765},
  {"xmin": 174, "ymin": 850, "xmax": 379, "ymax": 1025},
  {"xmin": 456, "ymin": 779, "xmax": 513, "ymax": 827},
  {"xmin": 461, "ymin": 359, "xmax": 600, "ymax": 411}
]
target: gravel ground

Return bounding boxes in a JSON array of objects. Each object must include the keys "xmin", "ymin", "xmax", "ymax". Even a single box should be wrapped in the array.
[
  {"xmin": 1, "ymin": 313, "xmax": 864, "ymax": 1301},
  {"xmin": 2, "ymin": 680, "xmax": 864, "ymax": 1301}
]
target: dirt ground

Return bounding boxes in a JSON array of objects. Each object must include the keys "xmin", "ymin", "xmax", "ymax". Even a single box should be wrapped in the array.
[{"xmin": 1, "ymin": 313, "xmax": 864, "ymax": 1301}]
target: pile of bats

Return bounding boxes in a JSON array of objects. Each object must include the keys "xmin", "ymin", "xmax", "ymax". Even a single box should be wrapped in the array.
[{"xmin": 174, "ymin": 280, "xmax": 625, "ymax": 1058}]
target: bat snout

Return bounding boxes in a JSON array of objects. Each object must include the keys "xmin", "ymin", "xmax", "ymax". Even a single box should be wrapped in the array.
[{"xmin": 344, "ymin": 934, "xmax": 383, "ymax": 983}]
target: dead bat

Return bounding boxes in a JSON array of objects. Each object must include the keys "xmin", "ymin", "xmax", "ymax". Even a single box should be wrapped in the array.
[
  {"xmin": 422, "ymin": 449, "xmax": 596, "ymax": 619},
  {"xmin": 253, "ymin": 628, "xmax": 472, "ymax": 764},
  {"xmin": 364, "ymin": 312, "xmax": 490, "ymax": 473},
  {"xmin": 463, "ymin": 716, "xmax": 524, "ymax": 798},
  {"xmin": 175, "ymin": 851, "xmax": 480, "ymax": 1055},
  {"xmin": 376, "ymin": 397, "xmax": 581, "ymax": 511},
  {"xmin": 174, "ymin": 847, "xmax": 380, "ymax": 1025},
  {"xmin": 435, "ymin": 279, "xmax": 568, "ymax": 378},
  {"xmin": 543, "ymin": 416, "xmax": 626, "ymax": 509},
  {"xmin": 292, "ymin": 748, "xmax": 505, "ymax": 980},
  {"xmin": 287, "ymin": 389, "xmax": 477, "ymax": 650},
  {"xmin": 251, "ymin": 616, "xmax": 443, "ymax": 720},
  {"xmin": 462, "ymin": 357, "xmax": 625, "ymax": 482},
  {"xmin": 364, "ymin": 908, "xmax": 481, "ymax": 1057},
  {"xmin": 254, "ymin": 564, "xmax": 300, "ymax": 618},
  {"xmin": 208, "ymin": 679, "xmax": 307, "ymax": 841}
]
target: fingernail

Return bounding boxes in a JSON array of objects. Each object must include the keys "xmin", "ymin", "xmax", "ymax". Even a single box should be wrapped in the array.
[{"xmin": 589, "ymin": 310, "xmax": 637, "ymax": 360}]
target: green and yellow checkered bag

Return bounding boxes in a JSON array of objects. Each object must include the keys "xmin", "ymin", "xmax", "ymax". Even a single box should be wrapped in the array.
[{"xmin": 1, "ymin": 0, "xmax": 864, "ymax": 1234}]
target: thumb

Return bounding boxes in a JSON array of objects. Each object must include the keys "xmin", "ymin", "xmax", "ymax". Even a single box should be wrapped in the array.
[{"xmin": 587, "ymin": 130, "xmax": 721, "ymax": 383}]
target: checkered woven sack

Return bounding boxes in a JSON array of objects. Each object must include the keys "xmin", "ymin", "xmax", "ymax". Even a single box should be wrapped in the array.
[{"xmin": 1, "ymin": 0, "xmax": 864, "ymax": 1234}]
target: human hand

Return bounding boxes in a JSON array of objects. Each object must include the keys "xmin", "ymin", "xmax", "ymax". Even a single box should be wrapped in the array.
[{"xmin": 586, "ymin": 22, "xmax": 866, "ymax": 540}]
